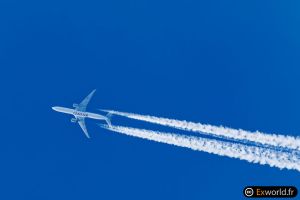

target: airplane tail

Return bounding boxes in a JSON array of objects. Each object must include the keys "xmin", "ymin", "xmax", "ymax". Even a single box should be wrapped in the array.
[
  {"xmin": 98, "ymin": 109, "xmax": 113, "ymax": 127},
  {"xmin": 105, "ymin": 112, "xmax": 113, "ymax": 127}
]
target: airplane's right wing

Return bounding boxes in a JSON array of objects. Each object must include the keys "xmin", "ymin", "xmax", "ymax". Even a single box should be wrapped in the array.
[
  {"xmin": 78, "ymin": 118, "xmax": 90, "ymax": 138},
  {"xmin": 76, "ymin": 89, "xmax": 96, "ymax": 112}
]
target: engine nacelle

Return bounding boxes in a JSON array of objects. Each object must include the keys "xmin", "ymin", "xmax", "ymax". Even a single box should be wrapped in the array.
[
  {"xmin": 71, "ymin": 118, "xmax": 77, "ymax": 123},
  {"xmin": 73, "ymin": 103, "xmax": 79, "ymax": 108}
]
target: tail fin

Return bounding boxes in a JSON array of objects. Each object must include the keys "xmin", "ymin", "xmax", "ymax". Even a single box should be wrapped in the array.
[{"xmin": 105, "ymin": 112, "xmax": 113, "ymax": 127}]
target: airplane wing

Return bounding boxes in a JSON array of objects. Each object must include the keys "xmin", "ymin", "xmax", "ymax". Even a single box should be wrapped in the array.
[
  {"xmin": 78, "ymin": 118, "xmax": 90, "ymax": 138},
  {"xmin": 76, "ymin": 89, "xmax": 96, "ymax": 112}
]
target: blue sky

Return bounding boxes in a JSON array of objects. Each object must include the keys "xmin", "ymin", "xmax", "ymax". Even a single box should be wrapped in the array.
[{"xmin": 1, "ymin": 0, "xmax": 300, "ymax": 199}]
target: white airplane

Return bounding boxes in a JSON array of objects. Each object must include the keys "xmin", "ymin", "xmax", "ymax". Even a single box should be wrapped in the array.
[{"xmin": 52, "ymin": 89, "xmax": 112, "ymax": 138}]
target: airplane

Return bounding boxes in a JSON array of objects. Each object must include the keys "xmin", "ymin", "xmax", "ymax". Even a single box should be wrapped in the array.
[{"xmin": 52, "ymin": 89, "xmax": 112, "ymax": 138}]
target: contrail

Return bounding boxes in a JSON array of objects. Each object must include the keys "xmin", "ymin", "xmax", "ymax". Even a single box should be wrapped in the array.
[
  {"xmin": 100, "ymin": 125, "xmax": 300, "ymax": 172},
  {"xmin": 102, "ymin": 110, "xmax": 300, "ymax": 151}
]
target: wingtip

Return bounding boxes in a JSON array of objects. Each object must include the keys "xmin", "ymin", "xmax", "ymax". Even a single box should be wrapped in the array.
[{"xmin": 89, "ymin": 89, "xmax": 96, "ymax": 95}]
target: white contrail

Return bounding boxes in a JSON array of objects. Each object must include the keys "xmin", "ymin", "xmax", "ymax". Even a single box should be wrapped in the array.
[
  {"xmin": 101, "ymin": 125, "xmax": 300, "ymax": 172},
  {"xmin": 102, "ymin": 110, "xmax": 300, "ymax": 151}
]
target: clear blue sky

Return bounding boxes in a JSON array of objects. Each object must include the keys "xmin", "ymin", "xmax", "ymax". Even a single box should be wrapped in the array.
[{"xmin": 1, "ymin": 0, "xmax": 300, "ymax": 199}]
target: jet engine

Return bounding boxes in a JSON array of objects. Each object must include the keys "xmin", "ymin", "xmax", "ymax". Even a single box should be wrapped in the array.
[
  {"xmin": 73, "ymin": 103, "xmax": 79, "ymax": 108},
  {"xmin": 71, "ymin": 118, "xmax": 77, "ymax": 123}
]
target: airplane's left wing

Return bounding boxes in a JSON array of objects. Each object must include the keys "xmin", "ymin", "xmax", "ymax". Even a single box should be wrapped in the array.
[
  {"xmin": 76, "ymin": 89, "xmax": 96, "ymax": 111},
  {"xmin": 78, "ymin": 118, "xmax": 90, "ymax": 138}
]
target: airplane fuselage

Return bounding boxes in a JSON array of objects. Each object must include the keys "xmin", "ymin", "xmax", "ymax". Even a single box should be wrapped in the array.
[
  {"xmin": 52, "ymin": 106, "xmax": 106, "ymax": 120},
  {"xmin": 52, "ymin": 89, "xmax": 112, "ymax": 138}
]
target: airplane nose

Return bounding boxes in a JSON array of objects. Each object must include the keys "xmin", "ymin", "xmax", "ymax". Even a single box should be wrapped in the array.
[{"xmin": 52, "ymin": 106, "xmax": 57, "ymax": 111}]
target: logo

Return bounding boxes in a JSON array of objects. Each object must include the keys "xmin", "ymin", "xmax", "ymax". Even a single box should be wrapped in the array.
[
  {"xmin": 73, "ymin": 111, "xmax": 88, "ymax": 117},
  {"xmin": 244, "ymin": 187, "xmax": 254, "ymax": 197},
  {"xmin": 243, "ymin": 186, "xmax": 297, "ymax": 198}
]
